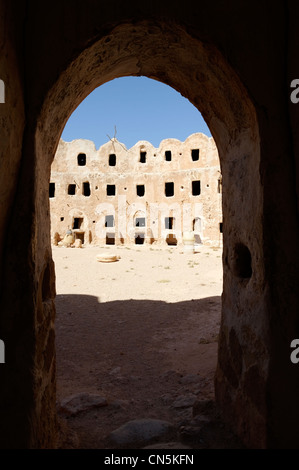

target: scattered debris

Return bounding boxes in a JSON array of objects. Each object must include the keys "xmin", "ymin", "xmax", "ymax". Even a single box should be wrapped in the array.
[
  {"xmin": 109, "ymin": 418, "xmax": 175, "ymax": 446},
  {"xmin": 96, "ymin": 253, "xmax": 120, "ymax": 263}
]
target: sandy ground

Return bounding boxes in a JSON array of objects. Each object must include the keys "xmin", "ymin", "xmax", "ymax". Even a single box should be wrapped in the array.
[{"xmin": 53, "ymin": 243, "xmax": 243, "ymax": 449}]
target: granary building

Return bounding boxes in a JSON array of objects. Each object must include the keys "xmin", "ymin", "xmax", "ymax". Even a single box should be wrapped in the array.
[{"xmin": 50, "ymin": 132, "xmax": 222, "ymax": 247}]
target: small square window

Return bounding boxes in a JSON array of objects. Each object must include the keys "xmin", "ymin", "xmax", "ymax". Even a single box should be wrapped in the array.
[
  {"xmin": 73, "ymin": 218, "xmax": 83, "ymax": 229},
  {"xmin": 83, "ymin": 182, "xmax": 91, "ymax": 197},
  {"xmin": 140, "ymin": 151, "xmax": 146, "ymax": 163},
  {"xmin": 137, "ymin": 185, "xmax": 145, "ymax": 197},
  {"xmin": 192, "ymin": 180, "xmax": 201, "ymax": 196},
  {"xmin": 107, "ymin": 184, "xmax": 116, "ymax": 196},
  {"xmin": 165, "ymin": 182, "xmax": 174, "ymax": 197},
  {"xmin": 68, "ymin": 184, "xmax": 76, "ymax": 195},
  {"xmin": 191, "ymin": 149, "xmax": 199, "ymax": 161},
  {"xmin": 77, "ymin": 153, "xmax": 86, "ymax": 166},
  {"xmin": 109, "ymin": 154, "xmax": 116, "ymax": 166},
  {"xmin": 165, "ymin": 150, "xmax": 172, "ymax": 161},
  {"xmin": 49, "ymin": 183, "xmax": 55, "ymax": 198}
]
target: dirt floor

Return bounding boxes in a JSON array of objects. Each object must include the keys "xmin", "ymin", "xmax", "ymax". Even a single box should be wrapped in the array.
[{"xmin": 53, "ymin": 243, "xmax": 244, "ymax": 449}]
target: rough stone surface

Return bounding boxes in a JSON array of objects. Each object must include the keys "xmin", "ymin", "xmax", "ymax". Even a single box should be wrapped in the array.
[
  {"xmin": 58, "ymin": 393, "xmax": 108, "ymax": 417},
  {"xmin": 108, "ymin": 399, "xmax": 130, "ymax": 409},
  {"xmin": 179, "ymin": 374, "xmax": 202, "ymax": 385},
  {"xmin": 109, "ymin": 418, "xmax": 175, "ymax": 446},
  {"xmin": 172, "ymin": 394, "xmax": 198, "ymax": 409}
]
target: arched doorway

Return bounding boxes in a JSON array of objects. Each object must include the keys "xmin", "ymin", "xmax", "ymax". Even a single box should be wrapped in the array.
[{"xmin": 34, "ymin": 21, "xmax": 263, "ymax": 447}]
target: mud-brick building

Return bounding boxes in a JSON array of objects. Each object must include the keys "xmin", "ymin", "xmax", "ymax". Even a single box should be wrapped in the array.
[{"xmin": 49, "ymin": 132, "xmax": 222, "ymax": 247}]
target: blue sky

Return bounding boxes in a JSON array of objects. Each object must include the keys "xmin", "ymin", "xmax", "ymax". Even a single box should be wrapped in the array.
[{"xmin": 61, "ymin": 76, "xmax": 211, "ymax": 150}]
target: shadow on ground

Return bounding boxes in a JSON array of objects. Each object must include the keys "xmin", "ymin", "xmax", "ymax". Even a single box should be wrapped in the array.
[{"xmin": 55, "ymin": 294, "xmax": 244, "ymax": 449}]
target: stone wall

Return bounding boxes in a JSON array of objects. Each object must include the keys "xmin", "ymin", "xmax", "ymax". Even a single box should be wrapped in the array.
[{"xmin": 50, "ymin": 133, "xmax": 222, "ymax": 247}]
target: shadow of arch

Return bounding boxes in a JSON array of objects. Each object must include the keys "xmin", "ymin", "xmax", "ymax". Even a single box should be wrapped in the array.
[{"xmin": 55, "ymin": 293, "xmax": 223, "ymax": 448}]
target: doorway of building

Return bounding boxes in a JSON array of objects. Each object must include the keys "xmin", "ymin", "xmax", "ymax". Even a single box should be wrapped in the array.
[{"xmin": 51, "ymin": 77, "xmax": 228, "ymax": 449}]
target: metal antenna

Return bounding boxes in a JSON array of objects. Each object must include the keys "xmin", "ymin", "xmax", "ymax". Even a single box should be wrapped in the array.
[{"xmin": 106, "ymin": 126, "xmax": 128, "ymax": 152}]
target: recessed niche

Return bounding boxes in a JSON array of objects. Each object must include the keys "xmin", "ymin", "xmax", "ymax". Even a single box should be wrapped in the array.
[
  {"xmin": 77, "ymin": 153, "xmax": 86, "ymax": 166},
  {"xmin": 233, "ymin": 243, "xmax": 252, "ymax": 280},
  {"xmin": 109, "ymin": 154, "xmax": 116, "ymax": 166},
  {"xmin": 140, "ymin": 151, "xmax": 146, "ymax": 163},
  {"xmin": 218, "ymin": 178, "xmax": 222, "ymax": 193},
  {"xmin": 68, "ymin": 184, "xmax": 76, "ymax": 195},
  {"xmin": 166, "ymin": 234, "xmax": 177, "ymax": 245},
  {"xmin": 106, "ymin": 233, "xmax": 115, "ymax": 245},
  {"xmin": 165, "ymin": 182, "xmax": 174, "ymax": 197},
  {"xmin": 191, "ymin": 149, "xmax": 199, "ymax": 161},
  {"xmin": 193, "ymin": 217, "xmax": 202, "ymax": 232},
  {"xmin": 137, "ymin": 184, "xmax": 145, "ymax": 197},
  {"xmin": 192, "ymin": 180, "xmax": 201, "ymax": 196},
  {"xmin": 165, "ymin": 217, "xmax": 175, "ymax": 229},
  {"xmin": 83, "ymin": 182, "xmax": 91, "ymax": 197},
  {"xmin": 135, "ymin": 234, "xmax": 145, "ymax": 244},
  {"xmin": 107, "ymin": 184, "xmax": 116, "ymax": 196},
  {"xmin": 75, "ymin": 232, "xmax": 85, "ymax": 244},
  {"xmin": 49, "ymin": 183, "xmax": 55, "ymax": 198},
  {"xmin": 165, "ymin": 150, "xmax": 172, "ymax": 161},
  {"xmin": 73, "ymin": 217, "xmax": 83, "ymax": 230}
]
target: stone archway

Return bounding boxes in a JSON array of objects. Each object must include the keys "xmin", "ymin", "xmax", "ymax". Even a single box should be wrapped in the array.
[
  {"xmin": 35, "ymin": 21, "xmax": 264, "ymax": 448},
  {"xmin": 2, "ymin": 20, "xmax": 266, "ymax": 448}
]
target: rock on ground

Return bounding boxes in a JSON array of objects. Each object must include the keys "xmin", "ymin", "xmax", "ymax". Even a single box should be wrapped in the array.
[
  {"xmin": 58, "ymin": 392, "xmax": 107, "ymax": 417},
  {"xmin": 109, "ymin": 418, "xmax": 175, "ymax": 446},
  {"xmin": 172, "ymin": 394, "xmax": 197, "ymax": 409}
]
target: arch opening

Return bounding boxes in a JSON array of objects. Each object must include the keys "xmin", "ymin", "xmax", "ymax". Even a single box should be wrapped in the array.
[{"xmin": 35, "ymin": 20, "xmax": 264, "ymax": 448}]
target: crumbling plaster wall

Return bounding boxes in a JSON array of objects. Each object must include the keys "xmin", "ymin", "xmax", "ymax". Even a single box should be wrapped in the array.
[
  {"xmin": 0, "ymin": 0, "xmax": 298, "ymax": 449},
  {"xmin": 50, "ymin": 133, "xmax": 222, "ymax": 247}
]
